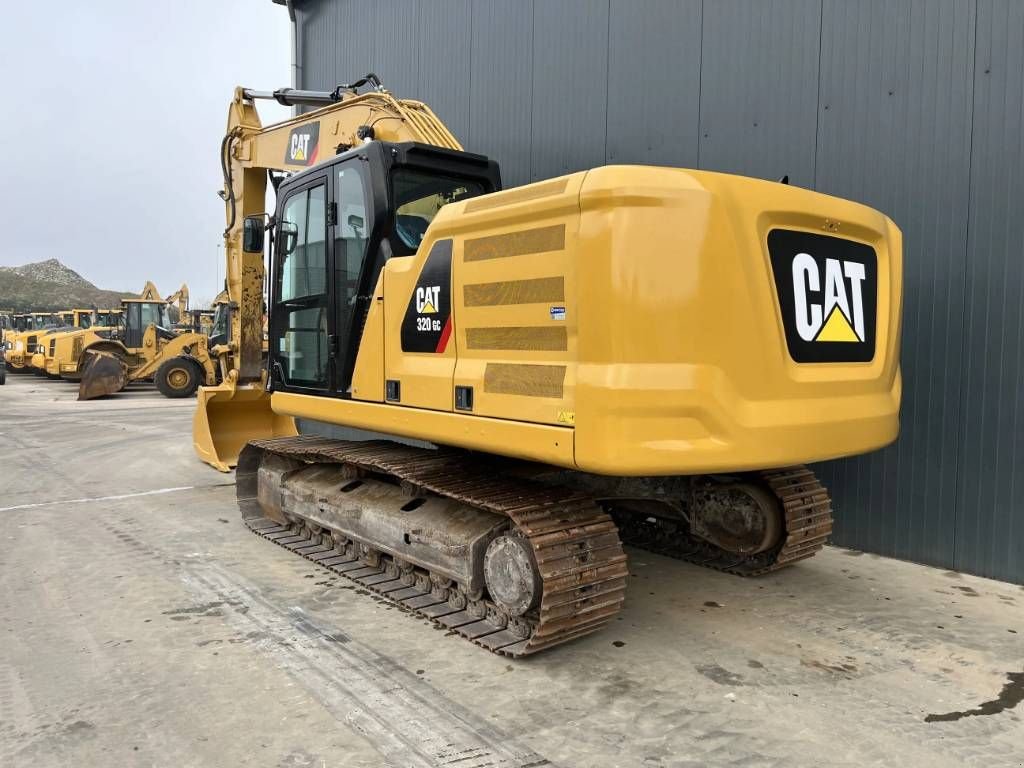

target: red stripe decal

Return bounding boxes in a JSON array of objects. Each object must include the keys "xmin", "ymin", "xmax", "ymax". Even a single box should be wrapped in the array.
[
  {"xmin": 435, "ymin": 315, "xmax": 453, "ymax": 353},
  {"xmin": 308, "ymin": 146, "xmax": 319, "ymax": 165}
]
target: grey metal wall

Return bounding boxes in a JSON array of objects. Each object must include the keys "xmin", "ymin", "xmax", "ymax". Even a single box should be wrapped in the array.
[{"xmin": 291, "ymin": 0, "xmax": 1024, "ymax": 584}]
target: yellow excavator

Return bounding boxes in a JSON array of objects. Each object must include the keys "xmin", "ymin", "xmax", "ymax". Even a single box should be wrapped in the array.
[
  {"xmin": 194, "ymin": 76, "xmax": 902, "ymax": 656},
  {"xmin": 165, "ymin": 283, "xmax": 189, "ymax": 327},
  {"xmin": 77, "ymin": 282, "xmax": 218, "ymax": 400}
]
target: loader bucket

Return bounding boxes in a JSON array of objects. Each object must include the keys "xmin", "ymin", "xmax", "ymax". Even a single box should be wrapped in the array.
[
  {"xmin": 193, "ymin": 381, "xmax": 297, "ymax": 472},
  {"xmin": 78, "ymin": 351, "xmax": 127, "ymax": 400}
]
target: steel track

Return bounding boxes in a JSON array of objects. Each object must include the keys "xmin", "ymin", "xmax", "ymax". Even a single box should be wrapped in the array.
[
  {"xmin": 238, "ymin": 436, "xmax": 629, "ymax": 657},
  {"xmin": 612, "ymin": 466, "xmax": 834, "ymax": 576}
]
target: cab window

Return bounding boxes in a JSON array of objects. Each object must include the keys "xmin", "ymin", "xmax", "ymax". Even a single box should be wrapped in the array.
[
  {"xmin": 275, "ymin": 182, "xmax": 329, "ymax": 388},
  {"xmin": 390, "ymin": 170, "xmax": 484, "ymax": 254},
  {"xmin": 279, "ymin": 185, "xmax": 327, "ymax": 302}
]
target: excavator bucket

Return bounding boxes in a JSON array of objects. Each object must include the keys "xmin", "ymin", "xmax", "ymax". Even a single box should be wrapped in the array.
[
  {"xmin": 78, "ymin": 350, "xmax": 127, "ymax": 400},
  {"xmin": 193, "ymin": 381, "xmax": 297, "ymax": 472}
]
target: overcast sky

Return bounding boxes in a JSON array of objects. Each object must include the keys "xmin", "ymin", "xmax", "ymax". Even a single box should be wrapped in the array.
[{"xmin": 0, "ymin": 0, "xmax": 292, "ymax": 305}]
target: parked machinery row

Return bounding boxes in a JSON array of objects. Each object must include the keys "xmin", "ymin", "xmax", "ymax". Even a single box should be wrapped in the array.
[{"xmin": 0, "ymin": 282, "xmax": 230, "ymax": 400}]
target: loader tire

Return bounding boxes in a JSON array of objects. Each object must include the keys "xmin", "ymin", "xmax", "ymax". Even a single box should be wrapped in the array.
[{"xmin": 156, "ymin": 357, "xmax": 201, "ymax": 398}]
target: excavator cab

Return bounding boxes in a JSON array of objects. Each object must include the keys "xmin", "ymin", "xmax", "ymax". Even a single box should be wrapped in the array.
[
  {"xmin": 265, "ymin": 141, "xmax": 499, "ymax": 399},
  {"xmin": 195, "ymin": 140, "xmax": 500, "ymax": 471}
]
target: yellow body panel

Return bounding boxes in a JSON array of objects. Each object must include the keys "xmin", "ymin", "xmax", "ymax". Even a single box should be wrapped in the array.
[
  {"xmin": 382, "ymin": 255, "xmax": 456, "ymax": 411},
  {"xmin": 452, "ymin": 176, "xmax": 582, "ymax": 427},
  {"xmin": 4, "ymin": 326, "xmax": 59, "ymax": 369},
  {"xmin": 280, "ymin": 166, "xmax": 902, "ymax": 477},
  {"xmin": 43, "ymin": 326, "xmax": 118, "ymax": 378},
  {"xmin": 272, "ymin": 391, "xmax": 574, "ymax": 467},
  {"xmin": 570, "ymin": 167, "xmax": 901, "ymax": 474}
]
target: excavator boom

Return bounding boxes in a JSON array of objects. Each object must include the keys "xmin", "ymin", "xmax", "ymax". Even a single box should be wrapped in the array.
[{"xmin": 165, "ymin": 284, "xmax": 189, "ymax": 324}]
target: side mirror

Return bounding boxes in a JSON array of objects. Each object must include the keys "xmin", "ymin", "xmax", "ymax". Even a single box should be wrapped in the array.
[
  {"xmin": 279, "ymin": 221, "xmax": 299, "ymax": 256},
  {"xmin": 243, "ymin": 216, "xmax": 265, "ymax": 253}
]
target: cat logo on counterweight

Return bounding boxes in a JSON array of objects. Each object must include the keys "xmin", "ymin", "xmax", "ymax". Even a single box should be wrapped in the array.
[{"xmin": 769, "ymin": 229, "xmax": 878, "ymax": 363}]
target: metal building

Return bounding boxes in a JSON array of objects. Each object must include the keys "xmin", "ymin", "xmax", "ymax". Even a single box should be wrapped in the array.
[{"xmin": 277, "ymin": 0, "xmax": 1024, "ymax": 584}]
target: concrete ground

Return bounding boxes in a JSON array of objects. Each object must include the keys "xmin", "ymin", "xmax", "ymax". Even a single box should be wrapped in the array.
[{"xmin": 1, "ymin": 374, "xmax": 1022, "ymax": 768}]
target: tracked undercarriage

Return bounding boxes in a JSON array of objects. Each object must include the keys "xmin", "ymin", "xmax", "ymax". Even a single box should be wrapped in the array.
[{"xmin": 239, "ymin": 436, "xmax": 833, "ymax": 655}]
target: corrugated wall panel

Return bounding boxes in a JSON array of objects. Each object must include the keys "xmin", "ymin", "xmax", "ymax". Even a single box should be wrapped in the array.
[
  {"xmin": 606, "ymin": 0, "xmax": 702, "ymax": 169},
  {"xmin": 813, "ymin": 0, "xmax": 976, "ymax": 568},
  {"xmin": 293, "ymin": 0, "xmax": 1024, "ymax": 584},
  {"xmin": 416, "ymin": 1, "xmax": 472, "ymax": 144},
  {"xmin": 697, "ymin": 0, "xmax": 821, "ymax": 186},
  {"xmin": 368, "ymin": 1, "xmax": 420, "ymax": 100},
  {"xmin": 955, "ymin": 0, "xmax": 1024, "ymax": 582},
  {"xmin": 294, "ymin": 3, "xmax": 333, "ymax": 91},
  {"xmin": 468, "ymin": 0, "xmax": 534, "ymax": 185},
  {"xmin": 530, "ymin": 0, "xmax": 609, "ymax": 181}
]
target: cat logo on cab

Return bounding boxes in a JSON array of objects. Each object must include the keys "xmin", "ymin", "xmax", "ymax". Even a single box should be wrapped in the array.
[{"xmin": 769, "ymin": 229, "xmax": 878, "ymax": 363}]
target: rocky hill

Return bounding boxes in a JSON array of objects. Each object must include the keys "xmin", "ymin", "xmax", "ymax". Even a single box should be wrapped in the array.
[{"xmin": 0, "ymin": 259, "xmax": 135, "ymax": 311}]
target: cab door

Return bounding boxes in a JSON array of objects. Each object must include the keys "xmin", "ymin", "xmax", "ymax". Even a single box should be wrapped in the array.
[
  {"xmin": 330, "ymin": 157, "xmax": 374, "ymax": 397},
  {"xmin": 269, "ymin": 173, "xmax": 333, "ymax": 394}
]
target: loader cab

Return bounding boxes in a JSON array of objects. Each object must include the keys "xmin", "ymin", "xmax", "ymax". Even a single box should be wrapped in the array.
[
  {"xmin": 119, "ymin": 300, "xmax": 172, "ymax": 349},
  {"xmin": 94, "ymin": 309, "xmax": 121, "ymax": 328},
  {"xmin": 32, "ymin": 313, "xmax": 57, "ymax": 330},
  {"xmin": 264, "ymin": 140, "xmax": 500, "ymax": 398},
  {"xmin": 68, "ymin": 309, "xmax": 94, "ymax": 329}
]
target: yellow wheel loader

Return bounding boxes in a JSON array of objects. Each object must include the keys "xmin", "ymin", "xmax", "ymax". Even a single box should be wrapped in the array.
[
  {"xmin": 28, "ymin": 309, "xmax": 103, "ymax": 375},
  {"xmin": 194, "ymin": 76, "xmax": 902, "ymax": 656},
  {"xmin": 3, "ymin": 313, "xmax": 61, "ymax": 373},
  {"xmin": 78, "ymin": 284, "xmax": 218, "ymax": 400},
  {"xmin": 38, "ymin": 309, "xmax": 122, "ymax": 380}
]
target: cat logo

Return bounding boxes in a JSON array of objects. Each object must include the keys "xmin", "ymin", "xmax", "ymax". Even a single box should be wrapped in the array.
[
  {"xmin": 416, "ymin": 285, "xmax": 440, "ymax": 314},
  {"xmin": 791, "ymin": 254, "xmax": 866, "ymax": 343},
  {"xmin": 769, "ymin": 229, "xmax": 878, "ymax": 363},
  {"xmin": 283, "ymin": 122, "xmax": 320, "ymax": 166},
  {"xmin": 401, "ymin": 240, "xmax": 453, "ymax": 354}
]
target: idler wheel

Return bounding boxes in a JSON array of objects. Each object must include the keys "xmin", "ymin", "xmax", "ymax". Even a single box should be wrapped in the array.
[
  {"xmin": 483, "ymin": 534, "xmax": 541, "ymax": 617},
  {"xmin": 690, "ymin": 481, "xmax": 784, "ymax": 555}
]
